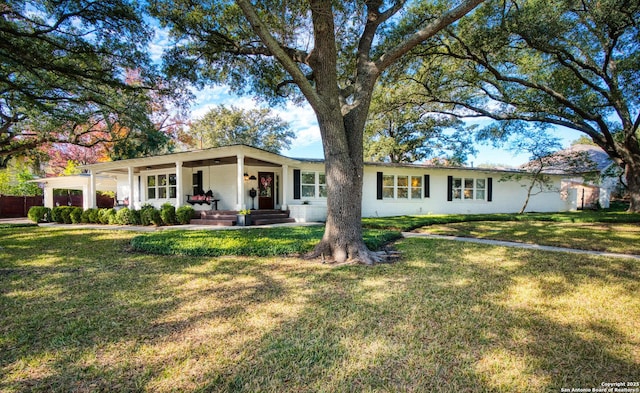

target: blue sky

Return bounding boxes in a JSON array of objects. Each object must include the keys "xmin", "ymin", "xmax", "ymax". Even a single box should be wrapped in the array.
[
  {"xmin": 150, "ymin": 29, "xmax": 584, "ymax": 168},
  {"xmin": 188, "ymin": 86, "xmax": 585, "ymax": 167}
]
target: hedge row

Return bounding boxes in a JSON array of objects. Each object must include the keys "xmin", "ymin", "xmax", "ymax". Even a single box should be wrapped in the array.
[{"xmin": 27, "ymin": 204, "xmax": 195, "ymax": 226}]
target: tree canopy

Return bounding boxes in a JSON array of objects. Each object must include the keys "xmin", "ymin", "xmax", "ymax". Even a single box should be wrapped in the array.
[
  {"xmin": 410, "ymin": 0, "xmax": 640, "ymax": 211},
  {"xmin": 0, "ymin": 0, "xmax": 173, "ymax": 167},
  {"xmin": 150, "ymin": 0, "xmax": 485, "ymax": 263},
  {"xmin": 364, "ymin": 83, "xmax": 473, "ymax": 164},
  {"xmin": 187, "ymin": 105, "xmax": 294, "ymax": 154}
]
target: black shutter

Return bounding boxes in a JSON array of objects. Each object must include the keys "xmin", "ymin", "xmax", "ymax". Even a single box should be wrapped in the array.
[
  {"xmin": 424, "ymin": 174, "xmax": 430, "ymax": 198},
  {"xmin": 447, "ymin": 176, "xmax": 453, "ymax": 201},
  {"xmin": 487, "ymin": 177, "xmax": 493, "ymax": 202},
  {"xmin": 192, "ymin": 170, "xmax": 203, "ymax": 194},
  {"xmin": 293, "ymin": 169, "xmax": 301, "ymax": 200},
  {"xmin": 376, "ymin": 172, "xmax": 383, "ymax": 200}
]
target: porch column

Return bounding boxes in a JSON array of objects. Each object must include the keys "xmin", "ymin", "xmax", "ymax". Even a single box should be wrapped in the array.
[
  {"xmin": 89, "ymin": 170, "xmax": 97, "ymax": 208},
  {"xmin": 128, "ymin": 166, "xmax": 135, "ymax": 207},
  {"xmin": 281, "ymin": 164, "xmax": 289, "ymax": 211},
  {"xmin": 44, "ymin": 185, "xmax": 54, "ymax": 209},
  {"xmin": 237, "ymin": 154, "xmax": 246, "ymax": 210},
  {"xmin": 175, "ymin": 161, "xmax": 183, "ymax": 206},
  {"xmin": 81, "ymin": 184, "xmax": 90, "ymax": 210}
]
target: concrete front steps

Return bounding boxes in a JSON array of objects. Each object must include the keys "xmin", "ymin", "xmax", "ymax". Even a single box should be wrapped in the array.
[{"xmin": 190, "ymin": 209, "xmax": 295, "ymax": 226}]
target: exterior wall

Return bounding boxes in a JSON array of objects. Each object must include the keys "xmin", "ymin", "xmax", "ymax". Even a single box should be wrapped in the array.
[
  {"xmin": 284, "ymin": 164, "xmax": 571, "ymax": 221},
  {"xmin": 362, "ymin": 166, "xmax": 569, "ymax": 217},
  {"xmin": 120, "ymin": 164, "xmax": 284, "ymax": 211},
  {"xmin": 284, "ymin": 162, "xmax": 328, "ymax": 222}
]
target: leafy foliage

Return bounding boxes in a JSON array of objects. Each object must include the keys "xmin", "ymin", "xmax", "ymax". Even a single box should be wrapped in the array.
[
  {"xmin": 130, "ymin": 227, "xmax": 402, "ymax": 257},
  {"xmin": 412, "ymin": 0, "xmax": 640, "ymax": 210},
  {"xmin": 0, "ymin": 159, "xmax": 42, "ymax": 196},
  {"xmin": 365, "ymin": 83, "xmax": 474, "ymax": 164},
  {"xmin": 175, "ymin": 205, "xmax": 195, "ymax": 225},
  {"xmin": 160, "ymin": 203, "xmax": 176, "ymax": 225},
  {"xmin": 188, "ymin": 105, "xmax": 295, "ymax": 153},
  {"xmin": 27, "ymin": 206, "xmax": 50, "ymax": 223},
  {"xmin": 0, "ymin": 1, "xmax": 174, "ymax": 166}
]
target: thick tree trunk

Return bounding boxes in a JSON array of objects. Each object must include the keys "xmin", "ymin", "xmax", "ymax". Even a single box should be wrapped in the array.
[
  {"xmin": 307, "ymin": 107, "xmax": 381, "ymax": 265},
  {"xmin": 626, "ymin": 160, "xmax": 640, "ymax": 213}
]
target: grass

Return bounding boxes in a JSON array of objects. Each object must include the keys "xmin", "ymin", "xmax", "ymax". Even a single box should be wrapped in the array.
[
  {"xmin": 362, "ymin": 207, "xmax": 640, "ymax": 232},
  {"xmin": 130, "ymin": 226, "xmax": 402, "ymax": 257},
  {"xmin": 420, "ymin": 221, "xmax": 640, "ymax": 254},
  {"xmin": 1, "ymin": 226, "xmax": 639, "ymax": 392}
]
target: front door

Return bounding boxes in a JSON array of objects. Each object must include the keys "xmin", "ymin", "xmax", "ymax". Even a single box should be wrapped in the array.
[{"xmin": 258, "ymin": 172, "xmax": 274, "ymax": 209}]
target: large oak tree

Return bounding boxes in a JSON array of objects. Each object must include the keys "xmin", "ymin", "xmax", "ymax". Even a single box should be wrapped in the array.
[
  {"xmin": 412, "ymin": 0, "xmax": 640, "ymax": 212},
  {"xmin": 150, "ymin": 0, "xmax": 484, "ymax": 264},
  {"xmin": 1, "ymin": 0, "xmax": 172, "ymax": 167}
]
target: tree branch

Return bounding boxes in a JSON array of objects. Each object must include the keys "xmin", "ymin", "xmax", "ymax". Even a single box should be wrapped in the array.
[
  {"xmin": 376, "ymin": 0, "xmax": 485, "ymax": 71},
  {"xmin": 235, "ymin": 0, "xmax": 322, "ymax": 111}
]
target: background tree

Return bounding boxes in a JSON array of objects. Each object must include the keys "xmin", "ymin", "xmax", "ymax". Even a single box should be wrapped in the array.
[
  {"xmin": 150, "ymin": 0, "xmax": 485, "ymax": 264},
  {"xmin": 0, "ymin": 158, "xmax": 42, "ymax": 196},
  {"xmin": 497, "ymin": 123, "xmax": 596, "ymax": 213},
  {"xmin": 365, "ymin": 83, "xmax": 474, "ymax": 164},
  {"xmin": 410, "ymin": 0, "xmax": 640, "ymax": 211},
  {"xmin": 0, "ymin": 0, "xmax": 174, "ymax": 167},
  {"xmin": 189, "ymin": 105, "xmax": 294, "ymax": 154}
]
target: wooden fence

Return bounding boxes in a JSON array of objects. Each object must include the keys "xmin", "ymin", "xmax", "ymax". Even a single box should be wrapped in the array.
[
  {"xmin": 0, "ymin": 194, "xmax": 115, "ymax": 218},
  {"xmin": 0, "ymin": 196, "xmax": 44, "ymax": 218}
]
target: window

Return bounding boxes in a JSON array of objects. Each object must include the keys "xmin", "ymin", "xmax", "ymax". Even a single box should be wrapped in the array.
[
  {"xmin": 383, "ymin": 175, "xmax": 395, "ymax": 198},
  {"xmin": 318, "ymin": 173, "xmax": 327, "ymax": 197},
  {"xmin": 382, "ymin": 174, "xmax": 423, "ymax": 200},
  {"xmin": 411, "ymin": 176, "xmax": 422, "ymax": 199},
  {"xmin": 147, "ymin": 173, "xmax": 177, "ymax": 200},
  {"xmin": 147, "ymin": 176, "xmax": 156, "ymax": 199},
  {"xmin": 452, "ymin": 177, "xmax": 486, "ymax": 200},
  {"xmin": 397, "ymin": 176, "xmax": 409, "ymax": 199},
  {"xmin": 300, "ymin": 171, "xmax": 327, "ymax": 198},
  {"xmin": 301, "ymin": 172, "xmax": 315, "ymax": 197}
]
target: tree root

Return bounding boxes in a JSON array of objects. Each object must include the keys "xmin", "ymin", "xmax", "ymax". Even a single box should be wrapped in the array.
[{"xmin": 305, "ymin": 242, "xmax": 401, "ymax": 266}]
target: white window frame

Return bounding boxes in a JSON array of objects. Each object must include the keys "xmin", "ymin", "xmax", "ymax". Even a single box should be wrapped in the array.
[
  {"xmin": 383, "ymin": 174, "xmax": 423, "ymax": 200},
  {"xmin": 147, "ymin": 173, "xmax": 177, "ymax": 200},
  {"xmin": 300, "ymin": 171, "xmax": 327, "ymax": 199},
  {"xmin": 452, "ymin": 177, "xmax": 486, "ymax": 201}
]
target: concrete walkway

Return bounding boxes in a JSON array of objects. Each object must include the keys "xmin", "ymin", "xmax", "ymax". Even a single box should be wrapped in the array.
[{"xmin": 402, "ymin": 232, "xmax": 640, "ymax": 261}]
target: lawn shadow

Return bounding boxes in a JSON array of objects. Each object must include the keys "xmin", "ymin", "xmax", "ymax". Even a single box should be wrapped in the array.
[{"xmin": 1, "ymin": 228, "xmax": 638, "ymax": 392}]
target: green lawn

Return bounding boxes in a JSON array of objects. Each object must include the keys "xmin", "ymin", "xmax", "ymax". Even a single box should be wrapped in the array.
[
  {"xmin": 420, "ymin": 221, "xmax": 640, "ymax": 254},
  {"xmin": 1, "ymin": 226, "xmax": 638, "ymax": 392}
]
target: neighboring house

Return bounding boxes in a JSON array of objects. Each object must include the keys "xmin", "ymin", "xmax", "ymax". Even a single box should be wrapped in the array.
[
  {"xmin": 523, "ymin": 144, "xmax": 622, "ymax": 210},
  {"xmin": 34, "ymin": 144, "xmax": 580, "ymax": 223}
]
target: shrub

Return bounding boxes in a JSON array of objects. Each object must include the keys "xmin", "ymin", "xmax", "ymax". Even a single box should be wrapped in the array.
[
  {"xmin": 98, "ymin": 208, "xmax": 116, "ymax": 225},
  {"xmin": 129, "ymin": 209, "xmax": 141, "ymax": 225},
  {"xmin": 88, "ymin": 208, "xmax": 100, "ymax": 224},
  {"xmin": 50, "ymin": 206, "xmax": 74, "ymax": 224},
  {"xmin": 50, "ymin": 206, "xmax": 63, "ymax": 223},
  {"xmin": 160, "ymin": 203, "xmax": 176, "ymax": 225},
  {"xmin": 70, "ymin": 207, "xmax": 83, "ymax": 224},
  {"xmin": 115, "ymin": 207, "xmax": 136, "ymax": 225},
  {"xmin": 28, "ymin": 206, "xmax": 51, "ymax": 223},
  {"xmin": 176, "ymin": 205, "xmax": 195, "ymax": 225},
  {"xmin": 61, "ymin": 207, "xmax": 73, "ymax": 224},
  {"xmin": 149, "ymin": 208, "xmax": 163, "ymax": 226},
  {"xmin": 81, "ymin": 208, "xmax": 91, "ymax": 223},
  {"xmin": 139, "ymin": 204, "xmax": 156, "ymax": 226}
]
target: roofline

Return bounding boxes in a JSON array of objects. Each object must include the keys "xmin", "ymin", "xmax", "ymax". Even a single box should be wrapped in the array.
[
  {"xmin": 77, "ymin": 144, "xmax": 575, "ymax": 176},
  {"xmin": 80, "ymin": 144, "xmax": 303, "ymax": 172}
]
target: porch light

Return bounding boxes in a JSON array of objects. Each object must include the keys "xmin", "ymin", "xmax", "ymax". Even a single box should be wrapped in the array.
[{"xmin": 244, "ymin": 173, "xmax": 249, "ymax": 181}]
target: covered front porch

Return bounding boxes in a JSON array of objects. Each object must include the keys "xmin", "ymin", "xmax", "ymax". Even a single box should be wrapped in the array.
[{"xmin": 80, "ymin": 145, "xmax": 301, "ymax": 213}]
